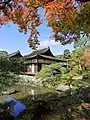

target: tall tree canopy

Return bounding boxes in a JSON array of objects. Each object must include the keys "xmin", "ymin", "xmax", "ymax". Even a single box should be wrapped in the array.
[{"xmin": 0, "ymin": 0, "xmax": 90, "ymax": 48}]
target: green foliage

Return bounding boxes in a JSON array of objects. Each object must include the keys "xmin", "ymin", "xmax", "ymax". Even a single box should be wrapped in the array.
[
  {"xmin": 76, "ymin": 2, "xmax": 90, "ymax": 34},
  {"xmin": 69, "ymin": 47, "xmax": 86, "ymax": 75},
  {"xmin": 55, "ymin": 55, "xmax": 64, "ymax": 60},
  {"xmin": 36, "ymin": 63, "xmax": 62, "ymax": 86},
  {"xmin": 83, "ymin": 70, "xmax": 90, "ymax": 80},
  {"xmin": 0, "ymin": 51, "xmax": 8, "ymax": 58},
  {"xmin": 63, "ymin": 49, "xmax": 70, "ymax": 59},
  {"xmin": 71, "ymin": 47, "xmax": 85, "ymax": 61},
  {"xmin": 9, "ymin": 58, "xmax": 24, "ymax": 74},
  {"xmin": 74, "ymin": 37, "xmax": 88, "ymax": 48},
  {"xmin": 0, "ymin": 72, "xmax": 19, "ymax": 91},
  {"xmin": 70, "ymin": 46, "xmax": 90, "ymax": 77},
  {"xmin": 0, "ymin": 57, "xmax": 24, "ymax": 90},
  {"xmin": 61, "ymin": 67, "xmax": 69, "ymax": 74},
  {"xmin": 36, "ymin": 63, "xmax": 61, "ymax": 79},
  {"xmin": 0, "ymin": 57, "xmax": 24, "ymax": 73},
  {"xmin": 0, "ymin": 57, "xmax": 11, "ymax": 72},
  {"xmin": 71, "ymin": 65, "xmax": 81, "ymax": 75}
]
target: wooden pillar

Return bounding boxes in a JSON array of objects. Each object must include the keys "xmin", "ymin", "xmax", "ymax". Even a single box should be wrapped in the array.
[
  {"xmin": 37, "ymin": 56, "xmax": 39, "ymax": 72},
  {"xmin": 24, "ymin": 63, "xmax": 25, "ymax": 75}
]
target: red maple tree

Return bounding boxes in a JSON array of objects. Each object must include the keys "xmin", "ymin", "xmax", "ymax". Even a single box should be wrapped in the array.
[{"xmin": 0, "ymin": 0, "xmax": 89, "ymax": 48}]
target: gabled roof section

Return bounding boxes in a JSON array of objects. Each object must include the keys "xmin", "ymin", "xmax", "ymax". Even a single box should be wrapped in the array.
[
  {"xmin": 24, "ymin": 54, "xmax": 66, "ymax": 64},
  {"xmin": 25, "ymin": 47, "xmax": 54, "ymax": 59},
  {"xmin": 8, "ymin": 50, "xmax": 22, "ymax": 58},
  {"xmin": 39, "ymin": 54, "xmax": 66, "ymax": 62},
  {"xmin": 26, "ymin": 48, "xmax": 48, "ymax": 57}
]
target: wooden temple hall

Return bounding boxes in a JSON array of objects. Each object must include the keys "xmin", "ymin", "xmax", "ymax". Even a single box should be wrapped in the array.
[{"xmin": 8, "ymin": 47, "xmax": 65, "ymax": 75}]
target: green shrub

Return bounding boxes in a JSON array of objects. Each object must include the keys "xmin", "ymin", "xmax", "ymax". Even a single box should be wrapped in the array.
[
  {"xmin": 0, "ymin": 57, "xmax": 24, "ymax": 90},
  {"xmin": 61, "ymin": 67, "xmax": 70, "ymax": 74},
  {"xmin": 36, "ymin": 63, "xmax": 62, "ymax": 86},
  {"xmin": 36, "ymin": 63, "xmax": 62, "ymax": 79},
  {"xmin": 0, "ymin": 72, "xmax": 19, "ymax": 90},
  {"xmin": 0, "ymin": 57, "xmax": 24, "ymax": 73},
  {"xmin": 83, "ymin": 70, "xmax": 90, "ymax": 82}
]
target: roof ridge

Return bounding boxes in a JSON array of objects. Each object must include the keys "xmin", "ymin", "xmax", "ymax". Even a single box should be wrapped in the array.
[
  {"xmin": 8, "ymin": 50, "xmax": 20, "ymax": 55},
  {"xmin": 8, "ymin": 50, "xmax": 22, "ymax": 57},
  {"xmin": 33, "ymin": 47, "xmax": 48, "ymax": 52},
  {"xmin": 25, "ymin": 47, "xmax": 49, "ymax": 57}
]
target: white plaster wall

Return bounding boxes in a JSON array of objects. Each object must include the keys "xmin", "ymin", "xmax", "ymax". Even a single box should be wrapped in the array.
[{"xmin": 32, "ymin": 64, "xmax": 34, "ymax": 73}]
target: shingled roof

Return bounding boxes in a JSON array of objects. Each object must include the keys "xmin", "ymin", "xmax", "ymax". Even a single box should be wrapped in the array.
[
  {"xmin": 8, "ymin": 50, "xmax": 22, "ymax": 58},
  {"xmin": 25, "ymin": 47, "xmax": 54, "ymax": 58},
  {"xmin": 24, "ymin": 54, "xmax": 66, "ymax": 65}
]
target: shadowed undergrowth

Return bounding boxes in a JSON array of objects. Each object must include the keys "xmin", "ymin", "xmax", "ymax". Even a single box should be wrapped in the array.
[{"xmin": 0, "ymin": 87, "xmax": 90, "ymax": 120}]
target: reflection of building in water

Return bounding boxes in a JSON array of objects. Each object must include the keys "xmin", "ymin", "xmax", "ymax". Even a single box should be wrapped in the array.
[{"xmin": 31, "ymin": 89, "xmax": 35, "ymax": 100}]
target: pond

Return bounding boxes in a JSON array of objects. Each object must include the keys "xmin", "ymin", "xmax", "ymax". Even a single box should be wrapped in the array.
[{"xmin": 0, "ymin": 85, "xmax": 56, "ymax": 120}]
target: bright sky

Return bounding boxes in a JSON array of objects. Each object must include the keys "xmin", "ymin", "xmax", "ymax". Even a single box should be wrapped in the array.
[{"xmin": 0, "ymin": 8, "xmax": 74, "ymax": 56}]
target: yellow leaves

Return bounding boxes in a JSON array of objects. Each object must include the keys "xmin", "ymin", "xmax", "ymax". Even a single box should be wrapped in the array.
[
  {"xmin": 25, "ymin": 0, "xmax": 41, "ymax": 7},
  {"xmin": 27, "ymin": 2, "xmax": 32, "ymax": 7},
  {"xmin": 35, "ymin": 0, "xmax": 41, "ymax": 5}
]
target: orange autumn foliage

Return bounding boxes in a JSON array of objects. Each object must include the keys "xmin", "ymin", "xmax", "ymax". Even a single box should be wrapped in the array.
[
  {"xmin": 0, "ymin": 0, "xmax": 87, "ymax": 48},
  {"xmin": 80, "ymin": 48, "xmax": 90, "ymax": 69}
]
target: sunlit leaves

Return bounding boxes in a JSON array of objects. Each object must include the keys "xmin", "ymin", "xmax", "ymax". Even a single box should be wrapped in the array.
[
  {"xmin": 0, "ymin": 0, "xmax": 43, "ymax": 48},
  {"xmin": 76, "ymin": 2, "xmax": 90, "ymax": 33},
  {"xmin": 44, "ymin": 0, "xmax": 80, "ymax": 45},
  {"xmin": 0, "ymin": 0, "xmax": 89, "ymax": 48},
  {"xmin": 79, "ymin": 47, "xmax": 90, "ymax": 70}
]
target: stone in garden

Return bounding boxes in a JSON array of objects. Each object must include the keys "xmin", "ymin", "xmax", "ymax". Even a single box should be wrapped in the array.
[
  {"xmin": 2, "ymin": 89, "xmax": 18, "ymax": 95},
  {"xmin": 56, "ymin": 84, "xmax": 70, "ymax": 92}
]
